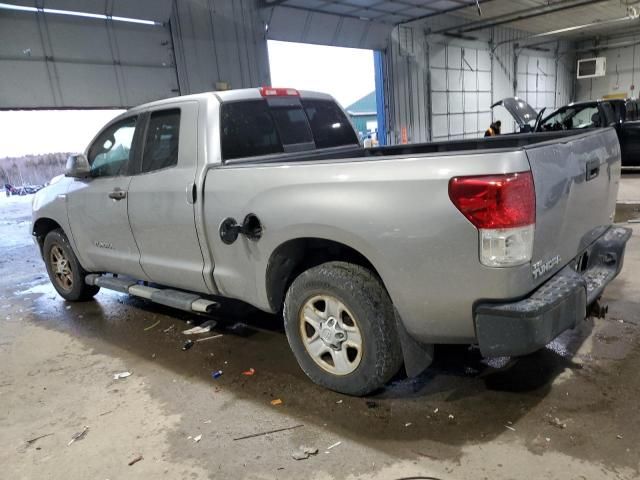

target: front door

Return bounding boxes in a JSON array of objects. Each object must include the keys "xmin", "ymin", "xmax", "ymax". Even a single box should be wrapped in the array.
[{"xmin": 66, "ymin": 115, "xmax": 148, "ymax": 280}]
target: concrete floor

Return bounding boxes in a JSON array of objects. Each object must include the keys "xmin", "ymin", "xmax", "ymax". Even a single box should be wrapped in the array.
[{"xmin": 1, "ymin": 192, "xmax": 640, "ymax": 480}]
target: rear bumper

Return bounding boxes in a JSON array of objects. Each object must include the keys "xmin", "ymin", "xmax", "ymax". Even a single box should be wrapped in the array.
[{"xmin": 475, "ymin": 226, "xmax": 632, "ymax": 357}]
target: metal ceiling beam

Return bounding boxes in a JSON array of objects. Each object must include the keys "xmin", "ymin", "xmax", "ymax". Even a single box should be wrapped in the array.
[
  {"xmin": 400, "ymin": 0, "xmax": 496, "ymax": 25},
  {"xmin": 433, "ymin": 0, "xmax": 611, "ymax": 34}
]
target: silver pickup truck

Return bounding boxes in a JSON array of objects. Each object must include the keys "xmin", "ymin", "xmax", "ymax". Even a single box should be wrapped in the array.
[{"xmin": 32, "ymin": 87, "xmax": 631, "ymax": 395}]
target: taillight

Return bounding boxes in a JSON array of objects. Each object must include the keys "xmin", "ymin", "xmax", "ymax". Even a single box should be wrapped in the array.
[
  {"xmin": 259, "ymin": 87, "xmax": 299, "ymax": 97},
  {"xmin": 449, "ymin": 171, "xmax": 536, "ymax": 267}
]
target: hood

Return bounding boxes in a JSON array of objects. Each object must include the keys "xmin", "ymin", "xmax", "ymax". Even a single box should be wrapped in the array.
[{"xmin": 491, "ymin": 97, "xmax": 539, "ymax": 128}]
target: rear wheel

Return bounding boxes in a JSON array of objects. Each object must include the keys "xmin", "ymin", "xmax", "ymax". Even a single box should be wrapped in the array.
[
  {"xmin": 43, "ymin": 229, "xmax": 100, "ymax": 301},
  {"xmin": 284, "ymin": 261, "xmax": 403, "ymax": 396}
]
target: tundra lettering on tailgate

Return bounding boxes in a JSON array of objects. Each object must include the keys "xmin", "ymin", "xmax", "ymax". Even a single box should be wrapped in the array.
[{"xmin": 532, "ymin": 255, "xmax": 561, "ymax": 279}]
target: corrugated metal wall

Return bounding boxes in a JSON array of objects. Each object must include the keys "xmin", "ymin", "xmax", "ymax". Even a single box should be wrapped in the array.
[
  {"xmin": 383, "ymin": 26, "xmax": 430, "ymax": 144},
  {"xmin": 575, "ymin": 33, "xmax": 640, "ymax": 101}
]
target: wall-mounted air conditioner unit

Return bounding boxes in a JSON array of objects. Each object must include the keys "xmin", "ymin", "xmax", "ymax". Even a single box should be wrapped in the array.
[{"xmin": 577, "ymin": 57, "xmax": 606, "ymax": 79}]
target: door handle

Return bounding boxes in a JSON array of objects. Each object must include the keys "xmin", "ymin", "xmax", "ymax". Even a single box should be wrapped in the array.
[
  {"xmin": 108, "ymin": 189, "xmax": 127, "ymax": 200},
  {"xmin": 586, "ymin": 159, "xmax": 600, "ymax": 181}
]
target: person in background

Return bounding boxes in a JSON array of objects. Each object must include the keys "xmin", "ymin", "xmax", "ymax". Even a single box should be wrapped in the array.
[{"xmin": 484, "ymin": 120, "xmax": 502, "ymax": 137}]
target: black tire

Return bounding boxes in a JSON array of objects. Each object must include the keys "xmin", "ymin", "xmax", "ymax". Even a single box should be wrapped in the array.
[
  {"xmin": 43, "ymin": 229, "xmax": 100, "ymax": 301},
  {"xmin": 283, "ymin": 261, "xmax": 403, "ymax": 396}
]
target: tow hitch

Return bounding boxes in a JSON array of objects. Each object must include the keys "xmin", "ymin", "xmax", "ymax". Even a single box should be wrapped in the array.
[{"xmin": 588, "ymin": 298, "xmax": 608, "ymax": 319}]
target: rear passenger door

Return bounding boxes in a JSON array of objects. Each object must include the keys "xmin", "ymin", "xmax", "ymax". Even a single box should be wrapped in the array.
[{"xmin": 127, "ymin": 102, "xmax": 209, "ymax": 293}]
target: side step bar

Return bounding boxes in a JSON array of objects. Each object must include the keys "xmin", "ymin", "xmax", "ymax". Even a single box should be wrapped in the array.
[{"xmin": 86, "ymin": 274, "xmax": 218, "ymax": 314}]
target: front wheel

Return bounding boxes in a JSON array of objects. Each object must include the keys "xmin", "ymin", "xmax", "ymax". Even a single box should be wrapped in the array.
[
  {"xmin": 283, "ymin": 261, "xmax": 403, "ymax": 396},
  {"xmin": 43, "ymin": 229, "xmax": 100, "ymax": 301}
]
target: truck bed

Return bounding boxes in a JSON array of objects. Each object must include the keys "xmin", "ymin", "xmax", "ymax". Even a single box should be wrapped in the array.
[{"xmin": 222, "ymin": 130, "xmax": 584, "ymax": 166}]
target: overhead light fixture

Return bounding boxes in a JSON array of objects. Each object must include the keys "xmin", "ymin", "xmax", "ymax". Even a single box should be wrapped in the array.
[
  {"xmin": 0, "ymin": 2, "xmax": 162, "ymax": 26},
  {"xmin": 529, "ymin": 11, "xmax": 639, "ymax": 39}
]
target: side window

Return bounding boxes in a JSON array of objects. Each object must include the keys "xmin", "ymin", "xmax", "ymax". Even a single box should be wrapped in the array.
[
  {"xmin": 221, "ymin": 100, "xmax": 283, "ymax": 160},
  {"xmin": 302, "ymin": 99, "xmax": 359, "ymax": 148},
  {"xmin": 141, "ymin": 109, "xmax": 181, "ymax": 173},
  {"xmin": 88, "ymin": 117, "xmax": 137, "ymax": 177}
]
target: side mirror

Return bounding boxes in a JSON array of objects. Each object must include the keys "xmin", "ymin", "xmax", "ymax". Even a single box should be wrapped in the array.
[{"xmin": 65, "ymin": 154, "xmax": 91, "ymax": 178}]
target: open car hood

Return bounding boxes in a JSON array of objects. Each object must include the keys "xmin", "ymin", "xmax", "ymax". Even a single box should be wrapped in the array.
[{"xmin": 491, "ymin": 97, "xmax": 539, "ymax": 128}]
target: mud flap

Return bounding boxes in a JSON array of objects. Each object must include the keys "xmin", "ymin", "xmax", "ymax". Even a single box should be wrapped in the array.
[{"xmin": 394, "ymin": 309, "xmax": 434, "ymax": 377}]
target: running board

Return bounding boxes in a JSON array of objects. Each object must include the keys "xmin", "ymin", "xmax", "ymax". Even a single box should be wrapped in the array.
[{"xmin": 85, "ymin": 274, "xmax": 218, "ymax": 314}]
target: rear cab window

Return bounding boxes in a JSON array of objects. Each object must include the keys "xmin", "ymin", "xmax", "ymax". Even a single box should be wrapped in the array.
[{"xmin": 220, "ymin": 95, "xmax": 359, "ymax": 162}]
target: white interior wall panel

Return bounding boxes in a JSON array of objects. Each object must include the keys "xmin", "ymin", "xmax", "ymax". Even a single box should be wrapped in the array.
[
  {"xmin": 430, "ymin": 44, "xmax": 492, "ymax": 141},
  {"xmin": 170, "ymin": 0, "xmax": 271, "ymax": 95},
  {"xmin": 383, "ymin": 15, "xmax": 576, "ymax": 144},
  {"xmin": 575, "ymin": 33, "xmax": 640, "ymax": 101},
  {"xmin": 516, "ymin": 53, "xmax": 558, "ymax": 113}
]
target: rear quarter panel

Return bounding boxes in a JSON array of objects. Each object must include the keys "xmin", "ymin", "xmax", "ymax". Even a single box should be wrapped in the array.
[{"xmin": 202, "ymin": 150, "xmax": 535, "ymax": 344}]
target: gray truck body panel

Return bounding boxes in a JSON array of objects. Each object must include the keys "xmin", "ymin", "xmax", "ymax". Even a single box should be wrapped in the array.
[{"xmin": 32, "ymin": 90, "xmax": 624, "ymax": 348}]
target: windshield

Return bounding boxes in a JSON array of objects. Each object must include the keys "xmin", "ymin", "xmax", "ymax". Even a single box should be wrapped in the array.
[{"xmin": 539, "ymin": 104, "xmax": 600, "ymax": 131}]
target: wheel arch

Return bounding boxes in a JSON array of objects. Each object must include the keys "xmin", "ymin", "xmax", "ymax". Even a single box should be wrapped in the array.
[
  {"xmin": 32, "ymin": 217, "xmax": 63, "ymax": 251},
  {"xmin": 265, "ymin": 237, "xmax": 384, "ymax": 314}
]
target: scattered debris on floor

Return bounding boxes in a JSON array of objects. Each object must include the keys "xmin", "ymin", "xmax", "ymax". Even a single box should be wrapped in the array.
[
  {"xmin": 404, "ymin": 422, "xmax": 412, "ymax": 427},
  {"xmin": 448, "ymin": 414, "xmax": 455, "ymax": 420},
  {"xmin": 193, "ymin": 434, "xmax": 202, "ymax": 443},
  {"xmin": 335, "ymin": 400, "xmax": 343, "ymax": 404},
  {"xmin": 242, "ymin": 368, "xmax": 255, "ymax": 376},
  {"xmin": 504, "ymin": 425, "xmax": 516, "ymax": 432},
  {"xmin": 128, "ymin": 455, "xmax": 143, "ymax": 466},
  {"xmin": 270, "ymin": 398, "xmax": 283, "ymax": 406},
  {"xmin": 195, "ymin": 334, "xmax": 223, "ymax": 343},
  {"xmin": 183, "ymin": 320, "xmax": 217, "ymax": 335},
  {"xmin": 25, "ymin": 432, "xmax": 53, "ymax": 446},
  {"xmin": 113, "ymin": 371, "xmax": 132, "ymax": 380},
  {"xmin": 67, "ymin": 426, "xmax": 89, "ymax": 446},
  {"xmin": 182, "ymin": 340, "xmax": 194, "ymax": 351},
  {"xmin": 211, "ymin": 370, "xmax": 223, "ymax": 379},
  {"xmin": 233, "ymin": 424, "xmax": 304, "ymax": 441},
  {"xmin": 326, "ymin": 441, "xmax": 342, "ymax": 451},
  {"xmin": 203, "ymin": 420, "xmax": 212, "ymax": 424},
  {"xmin": 433, "ymin": 408, "xmax": 439, "ymax": 414},
  {"xmin": 291, "ymin": 446, "xmax": 318, "ymax": 460},
  {"xmin": 617, "ymin": 434, "xmax": 624, "ymax": 439},
  {"xmin": 547, "ymin": 416, "xmax": 568, "ymax": 429},
  {"xmin": 143, "ymin": 319, "xmax": 161, "ymax": 331},
  {"xmin": 163, "ymin": 324, "xmax": 175, "ymax": 333}
]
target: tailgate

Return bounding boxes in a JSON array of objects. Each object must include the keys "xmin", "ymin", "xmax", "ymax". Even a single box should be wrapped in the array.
[{"xmin": 525, "ymin": 128, "xmax": 620, "ymax": 286}]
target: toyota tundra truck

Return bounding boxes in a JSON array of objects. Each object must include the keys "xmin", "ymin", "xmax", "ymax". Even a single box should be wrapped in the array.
[{"xmin": 32, "ymin": 87, "xmax": 631, "ymax": 395}]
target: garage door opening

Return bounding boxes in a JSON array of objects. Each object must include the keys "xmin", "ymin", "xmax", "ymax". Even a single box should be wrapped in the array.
[{"xmin": 267, "ymin": 40, "xmax": 384, "ymax": 144}]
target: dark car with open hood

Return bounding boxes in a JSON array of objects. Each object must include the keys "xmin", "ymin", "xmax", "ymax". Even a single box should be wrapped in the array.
[{"xmin": 493, "ymin": 97, "xmax": 640, "ymax": 168}]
